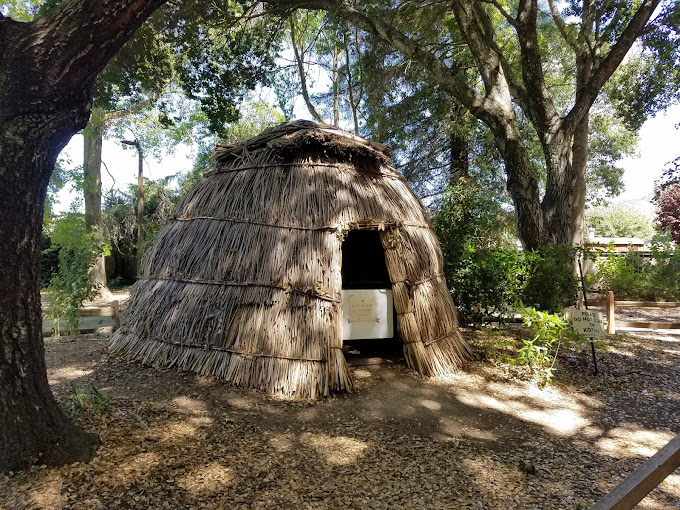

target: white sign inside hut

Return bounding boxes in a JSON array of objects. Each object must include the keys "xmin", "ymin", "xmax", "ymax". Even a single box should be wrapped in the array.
[
  {"xmin": 342, "ymin": 289, "xmax": 394, "ymax": 340},
  {"xmin": 567, "ymin": 309, "xmax": 606, "ymax": 340}
]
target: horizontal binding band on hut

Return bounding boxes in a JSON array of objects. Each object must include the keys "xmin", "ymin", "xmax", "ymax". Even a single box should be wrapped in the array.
[
  {"xmin": 168, "ymin": 216, "xmax": 431, "ymax": 232},
  {"xmin": 205, "ymin": 162, "xmax": 407, "ymax": 182},
  {"xmin": 109, "ymin": 120, "xmax": 471, "ymax": 398}
]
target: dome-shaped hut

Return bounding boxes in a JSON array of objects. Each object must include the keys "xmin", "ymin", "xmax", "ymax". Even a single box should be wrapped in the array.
[{"xmin": 109, "ymin": 120, "xmax": 471, "ymax": 398}]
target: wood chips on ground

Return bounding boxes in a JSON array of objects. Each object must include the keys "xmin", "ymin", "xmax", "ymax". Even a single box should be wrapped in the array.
[{"xmin": 1, "ymin": 327, "xmax": 678, "ymax": 509}]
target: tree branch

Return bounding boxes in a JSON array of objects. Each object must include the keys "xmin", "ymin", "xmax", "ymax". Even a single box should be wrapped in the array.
[
  {"xmin": 267, "ymin": 0, "xmax": 510, "ymax": 127},
  {"xmin": 514, "ymin": 0, "xmax": 561, "ymax": 136},
  {"xmin": 289, "ymin": 14, "xmax": 325, "ymax": 122},
  {"xmin": 0, "ymin": 0, "xmax": 168, "ymax": 113},
  {"xmin": 547, "ymin": 0, "xmax": 579, "ymax": 51},
  {"xmin": 564, "ymin": 0, "xmax": 661, "ymax": 133},
  {"xmin": 480, "ymin": 0, "xmax": 517, "ymax": 28}
]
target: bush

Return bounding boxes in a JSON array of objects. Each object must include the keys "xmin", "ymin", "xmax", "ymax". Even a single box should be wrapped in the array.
[
  {"xmin": 515, "ymin": 305, "xmax": 584, "ymax": 384},
  {"xmin": 438, "ymin": 241, "xmax": 577, "ymax": 324},
  {"xmin": 522, "ymin": 244, "xmax": 578, "ymax": 313},
  {"xmin": 61, "ymin": 384, "xmax": 110, "ymax": 419},
  {"xmin": 44, "ymin": 214, "xmax": 109, "ymax": 336},
  {"xmin": 647, "ymin": 233, "xmax": 680, "ymax": 300},
  {"xmin": 446, "ymin": 242, "xmax": 526, "ymax": 324},
  {"xmin": 434, "ymin": 181, "xmax": 578, "ymax": 323},
  {"xmin": 588, "ymin": 233, "xmax": 680, "ymax": 301},
  {"xmin": 588, "ymin": 249, "xmax": 648, "ymax": 299}
]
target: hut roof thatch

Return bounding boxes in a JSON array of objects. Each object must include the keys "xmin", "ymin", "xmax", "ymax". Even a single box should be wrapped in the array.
[{"xmin": 109, "ymin": 120, "xmax": 471, "ymax": 398}]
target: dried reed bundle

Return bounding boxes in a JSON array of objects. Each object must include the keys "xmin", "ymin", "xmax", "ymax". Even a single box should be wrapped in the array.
[{"xmin": 109, "ymin": 120, "xmax": 470, "ymax": 398}]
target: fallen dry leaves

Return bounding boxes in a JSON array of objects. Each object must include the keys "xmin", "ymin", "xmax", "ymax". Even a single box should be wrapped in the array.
[{"xmin": 0, "ymin": 328, "xmax": 678, "ymax": 509}]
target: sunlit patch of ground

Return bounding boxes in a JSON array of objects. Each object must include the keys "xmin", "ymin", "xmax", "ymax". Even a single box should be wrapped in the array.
[{"xmin": 0, "ymin": 330, "xmax": 678, "ymax": 509}]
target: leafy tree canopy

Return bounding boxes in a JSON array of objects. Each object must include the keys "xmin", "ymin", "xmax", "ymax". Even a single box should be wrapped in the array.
[{"xmin": 585, "ymin": 203, "xmax": 656, "ymax": 239}]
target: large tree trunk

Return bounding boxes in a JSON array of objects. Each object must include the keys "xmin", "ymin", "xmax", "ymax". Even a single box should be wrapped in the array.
[
  {"xmin": 492, "ymin": 124, "xmax": 546, "ymax": 250},
  {"xmin": 0, "ymin": 111, "xmax": 100, "ymax": 472},
  {"xmin": 540, "ymin": 130, "xmax": 575, "ymax": 244},
  {"xmin": 0, "ymin": 0, "xmax": 167, "ymax": 472},
  {"xmin": 571, "ymin": 50, "xmax": 594, "ymax": 247},
  {"xmin": 571, "ymin": 117, "xmax": 588, "ymax": 246},
  {"xmin": 83, "ymin": 114, "xmax": 114, "ymax": 302}
]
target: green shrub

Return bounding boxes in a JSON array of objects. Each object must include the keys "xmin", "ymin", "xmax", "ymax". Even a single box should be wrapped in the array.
[
  {"xmin": 61, "ymin": 384, "xmax": 110, "ymax": 419},
  {"xmin": 647, "ymin": 232, "xmax": 680, "ymax": 301},
  {"xmin": 437, "ymin": 241, "xmax": 577, "ymax": 324},
  {"xmin": 446, "ymin": 242, "xmax": 526, "ymax": 324},
  {"xmin": 516, "ymin": 305, "xmax": 583, "ymax": 384},
  {"xmin": 522, "ymin": 244, "xmax": 578, "ymax": 313},
  {"xmin": 588, "ymin": 234, "xmax": 680, "ymax": 301},
  {"xmin": 44, "ymin": 214, "xmax": 109, "ymax": 336},
  {"xmin": 589, "ymin": 249, "xmax": 648, "ymax": 299},
  {"xmin": 434, "ymin": 182, "xmax": 578, "ymax": 323}
]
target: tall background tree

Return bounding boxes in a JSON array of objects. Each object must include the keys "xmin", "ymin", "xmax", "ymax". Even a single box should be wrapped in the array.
[
  {"xmin": 654, "ymin": 157, "xmax": 680, "ymax": 243},
  {"xmin": 270, "ymin": 0, "xmax": 679, "ymax": 249}
]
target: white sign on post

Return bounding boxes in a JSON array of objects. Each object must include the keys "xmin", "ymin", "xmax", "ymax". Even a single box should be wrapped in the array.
[{"xmin": 567, "ymin": 309, "xmax": 606, "ymax": 340}]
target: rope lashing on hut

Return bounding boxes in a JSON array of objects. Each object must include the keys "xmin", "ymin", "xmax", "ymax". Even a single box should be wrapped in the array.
[
  {"xmin": 391, "ymin": 273, "xmax": 446, "ymax": 287},
  {"xmin": 169, "ymin": 215, "xmax": 432, "ymax": 233},
  {"xmin": 141, "ymin": 337, "xmax": 328, "ymax": 363},
  {"xmin": 423, "ymin": 331, "xmax": 459, "ymax": 347},
  {"xmin": 138, "ymin": 276, "xmax": 342, "ymax": 303},
  {"xmin": 205, "ymin": 162, "xmax": 407, "ymax": 182}
]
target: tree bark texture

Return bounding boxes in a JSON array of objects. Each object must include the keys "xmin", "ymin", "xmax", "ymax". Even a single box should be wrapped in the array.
[
  {"xmin": 0, "ymin": 0, "xmax": 166, "ymax": 472},
  {"xmin": 0, "ymin": 114, "xmax": 100, "ymax": 472},
  {"xmin": 449, "ymin": 103, "xmax": 469, "ymax": 184},
  {"xmin": 570, "ymin": 49, "xmax": 595, "ymax": 247}
]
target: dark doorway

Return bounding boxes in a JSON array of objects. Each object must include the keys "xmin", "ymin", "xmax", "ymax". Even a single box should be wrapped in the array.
[
  {"xmin": 341, "ymin": 229, "xmax": 401, "ymax": 362},
  {"xmin": 341, "ymin": 230, "xmax": 391, "ymax": 289}
]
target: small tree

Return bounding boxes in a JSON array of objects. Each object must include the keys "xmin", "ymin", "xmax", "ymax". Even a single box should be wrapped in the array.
[
  {"xmin": 654, "ymin": 156, "xmax": 680, "ymax": 244},
  {"xmin": 655, "ymin": 184, "xmax": 680, "ymax": 244}
]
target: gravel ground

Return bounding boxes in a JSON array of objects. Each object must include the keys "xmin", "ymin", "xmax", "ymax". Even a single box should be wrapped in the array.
[
  {"xmin": 1, "ymin": 329, "xmax": 678, "ymax": 509},
  {"xmin": 592, "ymin": 305, "xmax": 680, "ymax": 324}
]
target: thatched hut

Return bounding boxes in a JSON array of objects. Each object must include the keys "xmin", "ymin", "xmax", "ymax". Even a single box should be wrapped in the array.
[{"xmin": 109, "ymin": 120, "xmax": 471, "ymax": 398}]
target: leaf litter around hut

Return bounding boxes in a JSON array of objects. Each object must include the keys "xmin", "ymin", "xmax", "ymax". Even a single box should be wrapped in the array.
[{"xmin": 0, "ymin": 329, "xmax": 678, "ymax": 509}]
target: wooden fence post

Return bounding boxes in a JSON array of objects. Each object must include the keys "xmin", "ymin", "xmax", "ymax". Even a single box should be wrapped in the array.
[
  {"xmin": 111, "ymin": 300, "xmax": 120, "ymax": 332},
  {"xmin": 607, "ymin": 291, "xmax": 616, "ymax": 334}
]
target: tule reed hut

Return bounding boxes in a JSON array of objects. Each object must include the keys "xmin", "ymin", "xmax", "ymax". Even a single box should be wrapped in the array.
[{"xmin": 109, "ymin": 120, "xmax": 471, "ymax": 398}]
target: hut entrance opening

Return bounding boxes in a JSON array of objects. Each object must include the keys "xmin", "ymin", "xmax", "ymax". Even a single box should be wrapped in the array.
[{"xmin": 340, "ymin": 230, "xmax": 400, "ymax": 359}]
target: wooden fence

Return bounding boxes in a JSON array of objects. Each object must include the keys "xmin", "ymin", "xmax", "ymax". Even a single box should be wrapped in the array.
[
  {"xmin": 591, "ymin": 433, "xmax": 680, "ymax": 510},
  {"xmin": 79, "ymin": 300, "xmax": 120, "ymax": 332},
  {"xmin": 48, "ymin": 300, "xmax": 120, "ymax": 334},
  {"xmin": 589, "ymin": 291, "xmax": 680, "ymax": 334}
]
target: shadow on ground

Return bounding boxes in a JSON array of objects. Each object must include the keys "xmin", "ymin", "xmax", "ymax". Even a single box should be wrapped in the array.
[{"xmin": 0, "ymin": 330, "xmax": 678, "ymax": 509}]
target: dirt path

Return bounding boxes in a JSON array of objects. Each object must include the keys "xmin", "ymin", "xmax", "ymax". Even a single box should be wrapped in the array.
[
  {"xmin": 1, "ymin": 330, "xmax": 679, "ymax": 509},
  {"xmin": 589, "ymin": 304, "xmax": 680, "ymax": 326}
]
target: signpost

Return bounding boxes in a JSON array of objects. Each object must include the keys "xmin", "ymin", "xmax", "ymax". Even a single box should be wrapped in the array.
[
  {"xmin": 567, "ymin": 309, "xmax": 606, "ymax": 340},
  {"xmin": 575, "ymin": 258, "xmax": 603, "ymax": 375},
  {"xmin": 567, "ymin": 308, "xmax": 605, "ymax": 375}
]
